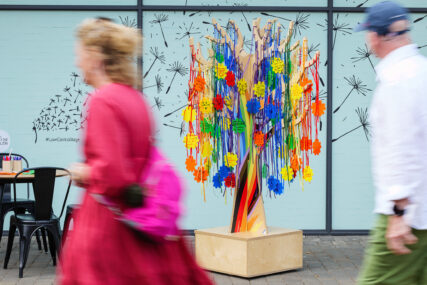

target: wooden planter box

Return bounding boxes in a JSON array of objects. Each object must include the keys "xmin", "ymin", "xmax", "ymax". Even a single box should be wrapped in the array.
[{"xmin": 195, "ymin": 227, "xmax": 303, "ymax": 278}]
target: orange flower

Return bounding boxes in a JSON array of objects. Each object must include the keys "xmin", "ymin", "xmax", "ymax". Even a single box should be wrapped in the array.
[
  {"xmin": 312, "ymin": 100, "xmax": 326, "ymax": 117},
  {"xmin": 254, "ymin": 131, "xmax": 264, "ymax": 147},
  {"xmin": 193, "ymin": 166, "xmax": 208, "ymax": 183},
  {"xmin": 185, "ymin": 156, "xmax": 197, "ymax": 172},
  {"xmin": 313, "ymin": 139, "xmax": 321, "ymax": 155},
  {"xmin": 194, "ymin": 74, "xmax": 206, "ymax": 92},
  {"xmin": 291, "ymin": 155, "xmax": 301, "ymax": 172},
  {"xmin": 300, "ymin": 136, "xmax": 312, "ymax": 151}
]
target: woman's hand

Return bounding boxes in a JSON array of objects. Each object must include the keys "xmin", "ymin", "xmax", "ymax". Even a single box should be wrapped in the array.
[{"xmin": 69, "ymin": 162, "xmax": 91, "ymax": 187}]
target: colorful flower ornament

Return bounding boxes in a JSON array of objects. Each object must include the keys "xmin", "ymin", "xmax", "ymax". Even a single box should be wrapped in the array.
[
  {"xmin": 215, "ymin": 62, "xmax": 228, "ymax": 79},
  {"xmin": 312, "ymin": 100, "xmax": 326, "ymax": 117},
  {"xmin": 199, "ymin": 97, "xmax": 213, "ymax": 114},
  {"xmin": 254, "ymin": 131, "xmax": 265, "ymax": 147},
  {"xmin": 193, "ymin": 166, "xmax": 208, "ymax": 183},
  {"xmin": 219, "ymin": 165, "xmax": 231, "ymax": 179},
  {"xmin": 254, "ymin": 81, "xmax": 266, "ymax": 98},
  {"xmin": 300, "ymin": 136, "xmax": 312, "ymax": 151},
  {"xmin": 225, "ymin": 71, "xmax": 235, "ymax": 87},
  {"xmin": 213, "ymin": 94, "xmax": 224, "ymax": 111},
  {"xmin": 200, "ymin": 118, "xmax": 213, "ymax": 134},
  {"xmin": 194, "ymin": 74, "xmax": 206, "ymax": 92},
  {"xmin": 281, "ymin": 166, "xmax": 294, "ymax": 181},
  {"xmin": 237, "ymin": 79, "xmax": 247, "ymax": 96},
  {"xmin": 182, "ymin": 106, "xmax": 197, "ymax": 123},
  {"xmin": 183, "ymin": 133, "xmax": 199, "ymax": 149},
  {"xmin": 201, "ymin": 141, "xmax": 213, "ymax": 158},
  {"xmin": 291, "ymin": 155, "xmax": 301, "ymax": 172},
  {"xmin": 265, "ymin": 104, "xmax": 278, "ymax": 119},
  {"xmin": 291, "ymin": 84, "xmax": 304, "ymax": 102},
  {"xmin": 313, "ymin": 139, "xmax": 321, "ymax": 155},
  {"xmin": 224, "ymin": 152, "xmax": 238, "ymax": 168},
  {"xmin": 232, "ymin": 119, "xmax": 245, "ymax": 134},
  {"xmin": 225, "ymin": 173, "xmax": 236, "ymax": 188},
  {"xmin": 185, "ymin": 156, "xmax": 197, "ymax": 172},
  {"xmin": 247, "ymin": 98, "xmax": 260, "ymax": 114},
  {"xmin": 271, "ymin": 57, "xmax": 285, "ymax": 74},
  {"xmin": 303, "ymin": 166, "xmax": 313, "ymax": 182},
  {"xmin": 213, "ymin": 172, "xmax": 223, "ymax": 188}
]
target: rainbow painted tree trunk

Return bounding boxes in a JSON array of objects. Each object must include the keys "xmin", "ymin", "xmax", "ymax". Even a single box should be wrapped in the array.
[{"xmin": 183, "ymin": 18, "xmax": 324, "ymax": 233}]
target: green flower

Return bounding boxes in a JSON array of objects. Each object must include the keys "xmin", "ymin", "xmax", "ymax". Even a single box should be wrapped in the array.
[
  {"xmin": 200, "ymin": 118, "xmax": 213, "ymax": 134},
  {"xmin": 232, "ymin": 119, "xmax": 245, "ymax": 134}
]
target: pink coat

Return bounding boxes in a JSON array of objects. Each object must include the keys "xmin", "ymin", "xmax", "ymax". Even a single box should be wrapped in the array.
[{"xmin": 59, "ymin": 83, "xmax": 212, "ymax": 285}]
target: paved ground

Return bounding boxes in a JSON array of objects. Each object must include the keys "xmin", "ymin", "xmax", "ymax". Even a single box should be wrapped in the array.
[{"xmin": 0, "ymin": 235, "xmax": 368, "ymax": 285}]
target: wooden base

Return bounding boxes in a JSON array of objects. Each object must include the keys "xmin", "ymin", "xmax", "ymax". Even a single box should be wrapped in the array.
[{"xmin": 195, "ymin": 227, "xmax": 303, "ymax": 278}]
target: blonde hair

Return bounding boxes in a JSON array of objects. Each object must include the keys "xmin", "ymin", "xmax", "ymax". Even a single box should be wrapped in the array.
[{"xmin": 76, "ymin": 18, "xmax": 141, "ymax": 88}]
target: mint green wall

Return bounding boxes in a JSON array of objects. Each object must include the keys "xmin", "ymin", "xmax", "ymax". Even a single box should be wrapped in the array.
[{"xmin": 1, "ymin": 2, "xmax": 427, "ymax": 231}]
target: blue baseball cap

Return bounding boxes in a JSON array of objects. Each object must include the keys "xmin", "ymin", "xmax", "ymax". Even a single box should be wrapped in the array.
[{"xmin": 355, "ymin": 1, "xmax": 409, "ymax": 35}]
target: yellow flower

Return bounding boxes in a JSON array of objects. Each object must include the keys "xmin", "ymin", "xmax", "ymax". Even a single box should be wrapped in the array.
[
  {"xmin": 199, "ymin": 97, "xmax": 213, "ymax": 114},
  {"xmin": 215, "ymin": 62, "xmax": 228, "ymax": 79},
  {"xmin": 182, "ymin": 106, "xmax": 197, "ymax": 123},
  {"xmin": 224, "ymin": 96, "xmax": 233, "ymax": 110},
  {"xmin": 281, "ymin": 166, "xmax": 294, "ymax": 181},
  {"xmin": 237, "ymin": 79, "xmax": 247, "ymax": 96},
  {"xmin": 272, "ymin": 57, "xmax": 284, "ymax": 74},
  {"xmin": 183, "ymin": 133, "xmax": 199, "ymax": 149},
  {"xmin": 201, "ymin": 141, "xmax": 213, "ymax": 158},
  {"xmin": 291, "ymin": 84, "xmax": 303, "ymax": 102},
  {"xmin": 303, "ymin": 166, "xmax": 313, "ymax": 182},
  {"xmin": 224, "ymin": 152, "xmax": 238, "ymax": 168},
  {"xmin": 254, "ymin": 81, "xmax": 266, "ymax": 97}
]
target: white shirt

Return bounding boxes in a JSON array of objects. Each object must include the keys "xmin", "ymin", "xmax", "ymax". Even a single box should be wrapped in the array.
[{"xmin": 370, "ymin": 44, "xmax": 427, "ymax": 229}]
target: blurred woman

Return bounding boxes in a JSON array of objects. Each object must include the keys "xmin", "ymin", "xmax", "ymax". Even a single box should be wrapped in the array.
[{"xmin": 59, "ymin": 18, "xmax": 213, "ymax": 285}]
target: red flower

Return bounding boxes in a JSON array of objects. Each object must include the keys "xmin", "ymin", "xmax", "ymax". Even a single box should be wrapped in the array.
[
  {"xmin": 213, "ymin": 94, "xmax": 224, "ymax": 111},
  {"xmin": 300, "ymin": 136, "xmax": 312, "ymax": 151},
  {"xmin": 225, "ymin": 71, "xmax": 235, "ymax": 87},
  {"xmin": 254, "ymin": 131, "xmax": 264, "ymax": 147},
  {"xmin": 225, "ymin": 173, "xmax": 236, "ymax": 188}
]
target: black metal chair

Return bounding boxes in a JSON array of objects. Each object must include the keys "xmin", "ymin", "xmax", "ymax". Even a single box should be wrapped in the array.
[
  {"xmin": 3, "ymin": 167, "xmax": 71, "ymax": 278},
  {"xmin": 62, "ymin": 204, "xmax": 80, "ymax": 246},
  {"xmin": 0, "ymin": 153, "xmax": 47, "ymax": 251}
]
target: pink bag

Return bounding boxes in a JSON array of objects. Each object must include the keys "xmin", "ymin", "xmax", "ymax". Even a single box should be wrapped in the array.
[{"xmin": 91, "ymin": 146, "xmax": 184, "ymax": 241}]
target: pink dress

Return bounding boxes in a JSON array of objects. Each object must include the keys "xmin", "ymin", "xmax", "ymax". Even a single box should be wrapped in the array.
[{"xmin": 59, "ymin": 83, "xmax": 213, "ymax": 285}]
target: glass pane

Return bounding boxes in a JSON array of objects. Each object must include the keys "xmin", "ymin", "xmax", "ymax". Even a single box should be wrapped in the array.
[
  {"xmin": 0, "ymin": 0, "xmax": 135, "ymax": 4},
  {"xmin": 143, "ymin": 0, "xmax": 326, "ymax": 7},
  {"xmin": 0, "ymin": 11, "xmax": 137, "ymax": 226},
  {"xmin": 334, "ymin": 0, "xmax": 427, "ymax": 8},
  {"xmin": 143, "ymin": 11, "xmax": 327, "ymax": 230},
  {"xmin": 332, "ymin": 12, "xmax": 427, "ymax": 230}
]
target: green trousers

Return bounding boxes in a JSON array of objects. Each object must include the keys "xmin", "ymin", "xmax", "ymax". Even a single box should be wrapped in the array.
[{"xmin": 358, "ymin": 215, "xmax": 427, "ymax": 285}]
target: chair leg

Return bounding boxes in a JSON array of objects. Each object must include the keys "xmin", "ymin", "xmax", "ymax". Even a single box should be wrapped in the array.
[
  {"xmin": 3, "ymin": 220, "xmax": 16, "ymax": 269},
  {"xmin": 18, "ymin": 234, "xmax": 31, "ymax": 278},
  {"xmin": 46, "ymin": 230, "xmax": 56, "ymax": 266},
  {"xmin": 0, "ymin": 208, "xmax": 8, "ymax": 246},
  {"xmin": 41, "ymin": 228, "xmax": 48, "ymax": 253},
  {"xmin": 62, "ymin": 212, "xmax": 72, "ymax": 247},
  {"xmin": 35, "ymin": 229, "xmax": 42, "ymax": 250}
]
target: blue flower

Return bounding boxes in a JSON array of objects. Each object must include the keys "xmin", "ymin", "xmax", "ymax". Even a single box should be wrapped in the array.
[
  {"xmin": 246, "ymin": 98, "xmax": 260, "ymax": 114},
  {"xmin": 274, "ymin": 180, "xmax": 284, "ymax": 195},
  {"xmin": 219, "ymin": 165, "xmax": 231, "ymax": 180},
  {"xmin": 265, "ymin": 103, "xmax": 278, "ymax": 119},
  {"xmin": 267, "ymin": 176, "xmax": 278, "ymax": 192},
  {"xmin": 213, "ymin": 172, "xmax": 223, "ymax": 189}
]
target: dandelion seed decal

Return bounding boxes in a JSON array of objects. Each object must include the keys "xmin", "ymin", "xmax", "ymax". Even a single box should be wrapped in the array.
[
  {"xmin": 150, "ymin": 14, "xmax": 169, "ymax": 48},
  {"xmin": 70, "ymin": 72, "xmax": 79, "ymax": 87},
  {"xmin": 164, "ymin": 104, "xmax": 188, "ymax": 118},
  {"xmin": 176, "ymin": 22, "xmax": 200, "ymax": 40},
  {"xmin": 232, "ymin": 2, "xmax": 251, "ymax": 31},
  {"xmin": 356, "ymin": 0, "xmax": 370, "ymax": 7},
  {"xmin": 144, "ymin": 47, "xmax": 166, "ymax": 78},
  {"xmin": 143, "ymin": 75, "xmax": 164, "ymax": 94},
  {"xmin": 260, "ymin": 12, "xmax": 292, "ymax": 22},
  {"xmin": 166, "ymin": 61, "xmax": 188, "ymax": 94},
  {"xmin": 163, "ymin": 122, "xmax": 186, "ymax": 138},
  {"xmin": 352, "ymin": 44, "xmax": 376, "ymax": 73},
  {"xmin": 292, "ymin": 13, "xmax": 310, "ymax": 38},
  {"xmin": 119, "ymin": 16, "xmax": 137, "ymax": 28},
  {"xmin": 332, "ymin": 107, "xmax": 370, "ymax": 142},
  {"xmin": 334, "ymin": 75, "xmax": 371, "ymax": 113},
  {"xmin": 152, "ymin": 97, "xmax": 164, "ymax": 111},
  {"xmin": 414, "ymin": 14, "xmax": 427, "ymax": 23}
]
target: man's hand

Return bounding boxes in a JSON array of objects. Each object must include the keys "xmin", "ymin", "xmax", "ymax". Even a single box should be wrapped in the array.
[
  {"xmin": 386, "ymin": 215, "xmax": 418, "ymax": 255},
  {"xmin": 69, "ymin": 162, "xmax": 90, "ymax": 187}
]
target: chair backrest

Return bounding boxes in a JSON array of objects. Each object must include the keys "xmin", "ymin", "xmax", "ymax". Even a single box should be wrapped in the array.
[
  {"xmin": 0, "ymin": 153, "xmax": 30, "ymax": 201},
  {"xmin": 13, "ymin": 167, "xmax": 71, "ymax": 220}
]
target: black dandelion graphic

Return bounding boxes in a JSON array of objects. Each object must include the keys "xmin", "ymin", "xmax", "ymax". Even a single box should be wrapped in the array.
[
  {"xmin": 292, "ymin": 13, "xmax": 310, "ymax": 38},
  {"xmin": 356, "ymin": 0, "xmax": 370, "ymax": 7},
  {"xmin": 71, "ymin": 72, "xmax": 79, "ymax": 87},
  {"xmin": 332, "ymin": 107, "xmax": 370, "ymax": 142},
  {"xmin": 419, "ymin": 44, "xmax": 427, "ymax": 50},
  {"xmin": 351, "ymin": 44, "xmax": 376, "ymax": 73},
  {"xmin": 166, "ymin": 62, "xmax": 188, "ymax": 94},
  {"xmin": 164, "ymin": 104, "xmax": 188, "ymax": 118},
  {"xmin": 119, "ymin": 16, "xmax": 137, "ymax": 28},
  {"xmin": 334, "ymin": 75, "xmax": 371, "ymax": 113},
  {"xmin": 183, "ymin": 0, "xmax": 188, "ymax": 15},
  {"xmin": 150, "ymin": 14, "xmax": 169, "ymax": 48},
  {"xmin": 176, "ymin": 22, "xmax": 201, "ymax": 40},
  {"xmin": 152, "ymin": 97, "xmax": 164, "ymax": 111},
  {"xmin": 143, "ymin": 75, "xmax": 164, "ymax": 94},
  {"xmin": 260, "ymin": 12, "xmax": 292, "ymax": 22},
  {"xmin": 144, "ymin": 47, "xmax": 166, "ymax": 78},
  {"xmin": 414, "ymin": 14, "xmax": 427, "ymax": 23},
  {"xmin": 163, "ymin": 122, "xmax": 186, "ymax": 137},
  {"xmin": 232, "ymin": 2, "xmax": 251, "ymax": 31}
]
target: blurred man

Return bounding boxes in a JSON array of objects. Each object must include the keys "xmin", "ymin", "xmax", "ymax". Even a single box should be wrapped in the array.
[{"xmin": 355, "ymin": 1, "xmax": 427, "ymax": 284}]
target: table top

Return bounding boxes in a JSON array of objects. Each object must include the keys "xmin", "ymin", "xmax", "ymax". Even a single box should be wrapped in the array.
[{"xmin": 0, "ymin": 170, "xmax": 69, "ymax": 183}]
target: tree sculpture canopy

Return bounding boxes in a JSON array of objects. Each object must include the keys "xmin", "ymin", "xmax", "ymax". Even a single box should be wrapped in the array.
[{"xmin": 183, "ymin": 18, "xmax": 324, "ymax": 234}]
